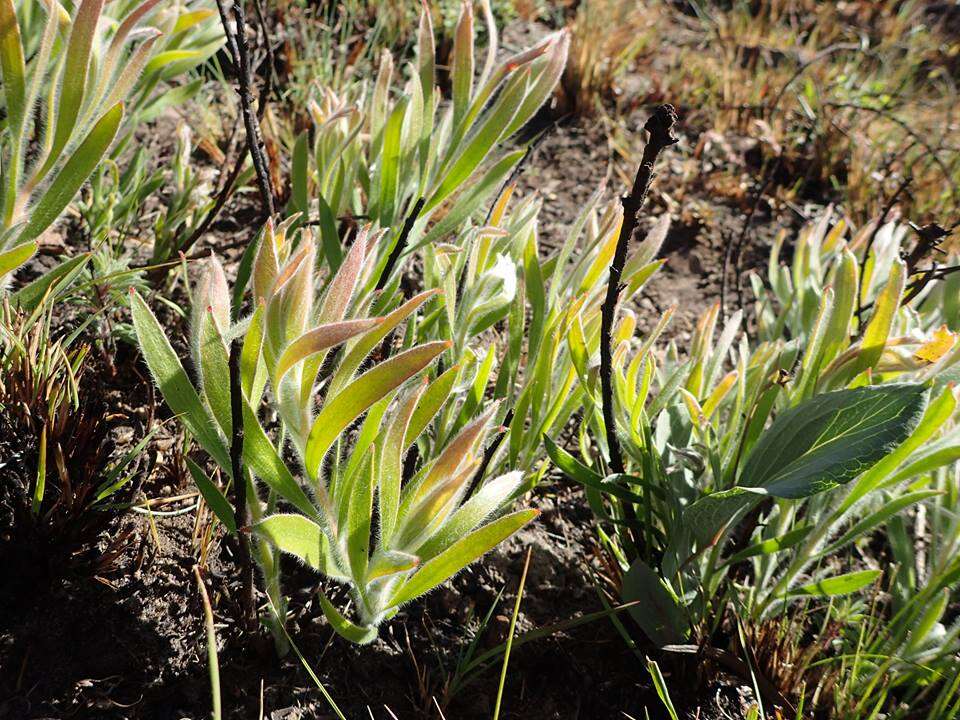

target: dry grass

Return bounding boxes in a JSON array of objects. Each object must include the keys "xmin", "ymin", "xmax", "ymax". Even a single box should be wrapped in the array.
[{"xmin": 558, "ymin": 0, "xmax": 960, "ymax": 222}]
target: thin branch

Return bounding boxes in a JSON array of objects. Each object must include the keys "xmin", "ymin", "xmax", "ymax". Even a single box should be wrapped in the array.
[
  {"xmin": 251, "ymin": 0, "xmax": 281, "ymax": 105},
  {"xmin": 825, "ymin": 101, "xmax": 959, "ymax": 201},
  {"xmin": 162, "ymin": 149, "xmax": 248, "ymax": 266},
  {"xmin": 375, "ymin": 197, "xmax": 426, "ymax": 292},
  {"xmin": 219, "ymin": 0, "xmax": 276, "ymax": 219},
  {"xmin": 229, "ymin": 339, "xmax": 255, "ymax": 630},
  {"xmin": 465, "ymin": 409, "xmax": 515, "ymax": 499},
  {"xmin": 720, "ymin": 155, "xmax": 779, "ymax": 321},
  {"xmin": 601, "ymin": 105, "xmax": 678, "ymax": 476}
]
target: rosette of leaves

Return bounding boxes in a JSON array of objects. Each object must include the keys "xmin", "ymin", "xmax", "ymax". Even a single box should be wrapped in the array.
[
  {"xmin": 288, "ymin": 1, "xmax": 569, "ymax": 301},
  {"xmin": 131, "ymin": 220, "xmax": 535, "ymax": 643},
  {"xmin": 407, "ymin": 184, "xmax": 671, "ymax": 486}
]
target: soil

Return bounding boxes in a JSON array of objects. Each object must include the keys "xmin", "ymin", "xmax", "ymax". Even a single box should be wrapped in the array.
[{"xmin": 0, "ymin": 20, "xmax": 817, "ymax": 720}]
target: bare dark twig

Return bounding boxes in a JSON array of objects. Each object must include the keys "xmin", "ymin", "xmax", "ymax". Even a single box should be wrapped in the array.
[
  {"xmin": 251, "ymin": 0, "xmax": 281, "ymax": 105},
  {"xmin": 228, "ymin": 339, "xmax": 255, "ymax": 630},
  {"xmin": 601, "ymin": 105, "xmax": 678, "ymax": 476},
  {"xmin": 720, "ymin": 156, "xmax": 779, "ymax": 321},
  {"xmin": 825, "ymin": 101, "xmax": 959, "ymax": 202},
  {"xmin": 465, "ymin": 409, "xmax": 515, "ymax": 499},
  {"xmin": 904, "ymin": 222, "xmax": 950, "ymax": 273},
  {"xmin": 218, "ymin": 0, "xmax": 276, "ymax": 219},
  {"xmin": 375, "ymin": 197, "xmax": 426, "ymax": 293}
]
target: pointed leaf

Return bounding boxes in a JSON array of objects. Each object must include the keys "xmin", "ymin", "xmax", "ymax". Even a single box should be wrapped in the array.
[
  {"xmin": 186, "ymin": 457, "xmax": 236, "ymax": 534},
  {"xmin": 255, "ymin": 514, "xmax": 327, "ymax": 570},
  {"xmin": 389, "ymin": 509, "xmax": 537, "ymax": 607},
  {"xmin": 22, "ymin": 102, "xmax": 124, "ymax": 242},
  {"xmin": 788, "ymin": 569, "xmax": 881, "ymax": 598},
  {"xmin": 318, "ymin": 590, "xmax": 377, "ymax": 644},
  {"xmin": 130, "ymin": 290, "xmax": 230, "ymax": 470},
  {"xmin": 304, "ymin": 342, "xmax": 449, "ymax": 479}
]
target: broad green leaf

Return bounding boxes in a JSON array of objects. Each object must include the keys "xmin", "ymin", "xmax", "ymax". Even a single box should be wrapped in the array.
[
  {"xmin": 389, "ymin": 509, "xmax": 537, "ymax": 607},
  {"xmin": 788, "ymin": 569, "xmax": 881, "ymax": 598},
  {"xmin": 379, "ymin": 380, "xmax": 427, "ymax": 546},
  {"xmin": 316, "ymin": 226, "xmax": 367, "ymax": 324},
  {"xmin": 839, "ymin": 386, "xmax": 954, "ymax": 513},
  {"xmin": 41, "ymin": 0, "xmax": 105, "ymax": 182},
  {"xmin": 318, "ymin": 590, "xmax": 377, "ymax": 645},
  {"xmin": 394, "ymin": 462, "xmax": 476, "ymax": 551},
  {"xmin": 821, "ymin": 248, "xmax": 858, "ymax": 365},
  {"xmin": 0, "ymin": 0, "xmax": 26, "ymax": 140},
  {"xmin": 622, "ymin": 559, "xmax": 687, "ymax": 647},
  {"xmin": 290, "ymin": 130, "xmax": 309, "ymax": 217},
  {"xmin": 22, "ymin": 103, "xmax": 124, "ymax": 242},
  {"xmin": 416, "ymin": 3, "xmax": 435, "ymax": 119},
  {"xmin": 186, "ymin": 457, "xmax": 236, "ymax": 534},
  {"xmin": 304, "ymin": 342, "xmax": 448, "ymax": 479},
  {"xmin": 402, "ymin": 407, "xmax": 495, "ymax": 511},
  {"xmin": 451, "ymin": 1, "xmax": 474, "ymax": 128},
  {"xmin": 100, "ymin": 32, "xmax": 160, "ymax": 112},
  {"xmin": 685, "ymin": 384, "xmax": 928, "ymax": 547},
  {"xmin": 375, "ymin": 98, "xmax": 405, "ymax": 226},
  {"xmin": 315, "ymin": 194, "xmax": 342, "ymax": 271},
  {"xmin": 543, "ymin": 435, "xmax": 602, "ymax": 485},
  {"xmin": 793, "ymin": 288, "xmax": 832, "ymax": 401},
  {"xmin": 255, "ymin": 514, "xmax": 327, "ymax": 570},
  {"xmin": 274, "ymin": 318, "xmax": 381, "ymax": 385},
  {"xmin": 240, "ymin": 302, "xmax": 266, "ymax": 402},
  {"xmin": 501, "ymin": 32, "xmax": 568, "ymax": 139},
  {"xmin": 405, "ymin": 362, "xmax": 459, "ymax": 447},
  {"xmin": 346, "ymin": 449, "xmax": 376, "ymax": 581},
  {"xmin": 172, "ymin": 8, "xmax": 214, "ymax": 33},
  {"xmin": 426, "ymin": 71, "xmax": 528, "ymax": 212},
  {"xmin": 684, "ymin": 486, "xmax": 769, "ymax": 547},
  {"xmin": 414, "ymin": 150, "xmax": 524, "ymax": 252},
  {"xmin": 130, "ymin": 290, "xmax": 230, "ymax": 470},
  {"xmin": 742, "ymin": 383, "xmax": 929, "ymax": 498},
  {"xmin": 366, "ymin": 550, "xmax": 419, "ymax": 585}
]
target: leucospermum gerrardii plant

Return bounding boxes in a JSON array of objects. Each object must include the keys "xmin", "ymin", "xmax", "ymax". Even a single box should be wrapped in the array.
[
  {"xmin": 548, "ymin": 208, "xmax": 960, "ymax": 713},
  {"xmin": 409, "ymin": 183, "xmax": 670, "ymax": 486},
  {"xmin": 288, "ymin": 1, "xmax": 568, "ymax": 304},
  {"xmin": 0, "ymin": 0, "xmax": 221, "ymax": 286},
  {"xmin": 131, "ymin": 219, "xmax": 536, "ymax": 643}
]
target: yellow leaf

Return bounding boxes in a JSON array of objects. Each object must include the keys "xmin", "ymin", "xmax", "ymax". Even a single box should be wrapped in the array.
[{"xmin": 915, "ymin": 325, "xmax": 957, "ymax": 364}]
